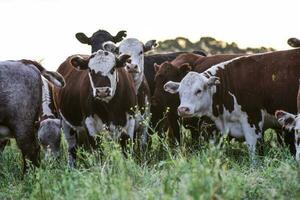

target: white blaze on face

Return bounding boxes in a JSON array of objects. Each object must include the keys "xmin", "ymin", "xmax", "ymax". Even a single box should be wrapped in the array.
[
  {"xmin": 88, "ymin": 50, "xmax": 118, "ymax": 101},
  {"xmin": 166, "ymin": 72, "xmax": 217, "ymax": 117},
  {"xmin": 119, "ymin": 38, "xmax": 144, "ymax": 91}
]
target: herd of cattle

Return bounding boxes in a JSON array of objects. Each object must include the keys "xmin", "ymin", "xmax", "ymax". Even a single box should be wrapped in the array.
[{"xmin": 0, "ymin": 29, "xmax": 299, "ymax": 171}]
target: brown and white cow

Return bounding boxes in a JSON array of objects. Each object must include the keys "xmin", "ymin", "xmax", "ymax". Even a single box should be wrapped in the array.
[
  {"xmin": 153, "ymin": 53, "xmax": 243, "ymax": 143},
  {"xmin": 164, "ymin": 49, "xmax": 300, "ymax": 161},
  {"xmin": 103, "ymin": 38, "xmax": 156, "ymax": 150},
  {"xmin": 275, "ymin": 80, "xmax": 300, "ymax": 161},
  {"xmin": 55, "ymin": 50, "xmax": 136, "ymax": 167}
]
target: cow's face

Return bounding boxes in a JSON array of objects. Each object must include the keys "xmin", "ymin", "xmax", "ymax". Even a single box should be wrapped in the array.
[
  {"xmin": 152, "ymin": 62, "xmax": 191, "ymax": 108},
  {"xmin": 275, "ymin": 110, "xmax": 300, "ymax": 161},
  {"xmin": 71, "ymin": 50, "xmax": 130, "ymax": 102},
  {"xmin": 118, "ymin": 38, "xmax": 157, "ymax": 74},
  {"xmin": 164, "ymin": 72, "xmax": 220, "ymax": 117},
  {"xmin": 75, "ymin": 30, "xmax": 127, "ymax": 53},
  {"xmin": 38, "ymin": 119, "xmax": 61, "ymax": 158},
  {"xmin": 103, "ymin": 39, "xmax": 157, "ymax": 75}
]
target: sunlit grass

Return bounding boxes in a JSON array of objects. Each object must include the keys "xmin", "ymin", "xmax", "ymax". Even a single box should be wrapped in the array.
[{"xmin": 0, "ymin": 127, "xmax": 299, "ymax": 200}]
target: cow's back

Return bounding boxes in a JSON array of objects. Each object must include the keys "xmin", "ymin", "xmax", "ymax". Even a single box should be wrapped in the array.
[
  {"xmin": 145, "ymin": 51, "xmax": 206, "ymax": 95},
  {"xmin": 195, "ymin": 54, "xmax": 243, "ymax": 72},
  {"xmin": 0, "ymin": 61, "xmax": 42, "ymax": 127},
  {"xmin": 211, "ymin": 49, "xmax": 300, "ymax": 120}
]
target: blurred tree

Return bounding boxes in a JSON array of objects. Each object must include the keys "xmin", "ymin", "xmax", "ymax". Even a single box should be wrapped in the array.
[{"xmin": 154, "ymin": 36, "xmax": 276, "ymax": 55}]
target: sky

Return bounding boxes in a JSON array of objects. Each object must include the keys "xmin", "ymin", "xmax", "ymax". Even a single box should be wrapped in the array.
[{"xmin": 0, "ymin": 0, "xmax": 299, "ymax": 71}]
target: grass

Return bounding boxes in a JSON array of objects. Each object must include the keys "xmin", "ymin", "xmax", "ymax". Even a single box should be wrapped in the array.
[{"xmin": 0, "ymin": 128, "xmax": 300, "ymax": 200}]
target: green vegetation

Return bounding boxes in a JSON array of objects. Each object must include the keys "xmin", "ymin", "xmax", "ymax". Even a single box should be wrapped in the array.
[{"xmin": 1, "ymin": 128, "xmax": 299, "ymax": 200}]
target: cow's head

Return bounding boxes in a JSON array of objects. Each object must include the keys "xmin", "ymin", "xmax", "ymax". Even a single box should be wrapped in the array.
[
  {"xmin": 103, "ymin": 38, "xmax": 157, "ymax": 74},
  {"xmin": 164, "ymin": 72, "xmax": 220, "ymax": 117},
  {"xmin": 152, "ymin": 61, "xmax": 191, "ymax": 108},
  {"xmin": 38, "ymin": 119, "xmax": 61, "ymax": 158},
  {"xmin": 71, "ymin": 50, "xmax": 130, "ymax": 102},
  {"xmin": 75, "ymin": 29, "xmax": 127, "ymax": 53},
  {"xmin": 275, "ymin": 110, "xmax": 300, "ymax": 161}
]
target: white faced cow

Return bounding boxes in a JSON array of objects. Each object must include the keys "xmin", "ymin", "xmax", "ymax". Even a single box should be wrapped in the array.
[
  {"xmin": 164, "ymin": 49, "xmax": 300, "ymax": 163},
  {"xmin": 55, "ymin": 50, "xmax": 137, "ymax": 167},
  {"xmin": 103, "ymin": 38, "xmax": 156, "ymax": 150}
]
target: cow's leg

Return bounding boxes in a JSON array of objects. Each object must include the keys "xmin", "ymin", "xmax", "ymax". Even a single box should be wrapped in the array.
[
  {"xmin": 135, "ymin": 111, "xmax": 150, "ymax": 152},
  {"xmin": 243, "ymin": 123, "xmax": 260, "ymax": 166},
  {"xmin": 0, "ymin": 139, "xmax": 9, "ymax": 152},
  {"xmin": 0, "ymin": 126, "xmax": 11, "ymax": 152},
  {"xmin": 167, "ymin": 112, "xmax": 180, "ymax": 145},
  {"xmin": 141, "ymin": 101, "xmax": 151, "ymax": 151},
  {"xmin": 14, "ymin": 124, "xmax": 40, "ymax": 172},
  {"xmin": 126, "ymin": 114, "xmax": 135, "ymax": 140},
  {"xmin": 62, "ymin": 120, "xmax": 77, "ymax": 168},
  {"xmin": 85, "ymin": 115, "xmax": 104, "ymax": 148}
]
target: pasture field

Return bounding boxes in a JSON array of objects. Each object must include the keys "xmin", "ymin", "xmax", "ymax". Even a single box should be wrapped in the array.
[{"xmin": 0, "ymin": 128, "xmax": 300, "ymax": 200}]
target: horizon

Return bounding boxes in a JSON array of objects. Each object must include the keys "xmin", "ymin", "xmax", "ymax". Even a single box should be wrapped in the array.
[{"xmin": 0, "ymin": 0, "xmax": 298, "ymax": 70}]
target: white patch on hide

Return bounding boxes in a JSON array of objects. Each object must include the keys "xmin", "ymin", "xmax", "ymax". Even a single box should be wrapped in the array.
[
  {"xmin": 41, "ymin": 77, "xmax": 55, "ymax": 117},
  {"xmin": 85, "ymin": 114, "xmax": 104, "ymax": 137}
]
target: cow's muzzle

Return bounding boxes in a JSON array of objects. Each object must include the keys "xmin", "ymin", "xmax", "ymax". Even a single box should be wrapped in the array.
[
  {"xmin": 126, "ymin": 64, "xmax": 140, "ymax": 73},
  {"xmin": 95, "ymin": 87, "xmax": 111, "ymax": 99},
  {"xmin": 177, "ymin": 106, "xmax": 193, "ymax": 117}
]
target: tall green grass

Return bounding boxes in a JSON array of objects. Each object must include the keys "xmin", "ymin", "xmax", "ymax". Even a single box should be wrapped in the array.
[{"xmin": 0, "ymin": 129, "xmax": 299, "ymax": 200}]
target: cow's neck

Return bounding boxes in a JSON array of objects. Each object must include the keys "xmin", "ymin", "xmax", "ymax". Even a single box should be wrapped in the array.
[
  {"xmin": 130, "ymin": 72, "xmax": 143, "ymax": 94},
  {"xmin": 41, "ymin": 77, "xmax": 56, "ymax": 120},
  {"xmin": 91, "ymin": 82, "xmax": 129, "ymax": 127}
]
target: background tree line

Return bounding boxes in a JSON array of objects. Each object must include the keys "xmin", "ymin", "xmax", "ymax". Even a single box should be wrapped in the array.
[{"xmin": 154, "ymin": 36, "xmax": 275, "ymax": 54}]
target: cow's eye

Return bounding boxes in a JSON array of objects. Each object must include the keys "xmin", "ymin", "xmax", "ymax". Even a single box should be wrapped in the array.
[
  {"xmin": 139, "ymin": 51, "xmax": 143, "ymax": 55},
  {"xmin": 195, "ymin": 89, "xmax": 202, "ymax": 95},
  {"xmin": 110, "ymin": 68, "xmax": 115, "ymax": 74}
]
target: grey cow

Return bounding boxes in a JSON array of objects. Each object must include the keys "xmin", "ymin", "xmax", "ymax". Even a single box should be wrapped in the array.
[{"xmin": 0, "ymin": 59, "xmax": 65, "ymax": 171}]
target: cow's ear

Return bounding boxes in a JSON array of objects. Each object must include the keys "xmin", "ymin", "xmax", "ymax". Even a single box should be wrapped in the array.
[
  {"xmin": 164, "ymin": 81, "xmax": 180, "ymax": 94},
  {"xmin": 275, "ymin": 110, "xmax": 296, "ymax": 130},
  {"xmin": 144, "ymin": 40, "xmax": 157, "ymax": 52},
  {"xmin": 103, "ymin": 41, "xmax": 119, "ymax": 54},
  {"xmin": 113, "ymin": 30, "xmax": 127, "ymax": 43},
  {"xmin": 179, "ymin": 63, "xmax": 192, "ymax": 74},
  {"xmin": 207, "ymin": 76, "xmax": 220, "ymax": 87},
  {"xmin": 154, "ymin": 63, "xmax": 161, "ymax": 73},
  {"xmin": 116, "ymin": 54, "xmax": 131, "ymax": 68},
  {"xmin": 70, "ymin": 55, "xmax": 89, "ymax": 70},
  {"xmin": 287, "ymin": 37, "xmax": 300, "ymax": 48},
  {"xmin": 75, "ymin": 32, "xmax": 91, "ymax": 45}
]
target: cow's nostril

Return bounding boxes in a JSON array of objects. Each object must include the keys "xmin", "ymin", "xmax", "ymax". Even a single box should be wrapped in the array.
[{"xmin": 178, "ymin": 107, "xmax": 190, "ymax": 114}]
